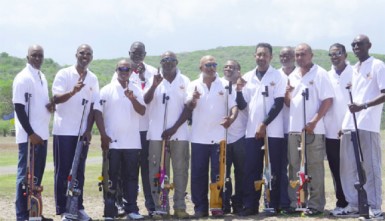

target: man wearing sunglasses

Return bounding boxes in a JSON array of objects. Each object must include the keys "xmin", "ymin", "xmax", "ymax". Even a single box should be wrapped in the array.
[
  {"xmin": 95, "ymin": 59, "xmax": 146, "ymax": 220},
  {"xmin": 144, "ymin": 51, "xmax": 191, "ymax": 219},
  {"xmin": 111, "ymin": 41, "xmax": 157, "ymax": 216},
  {"xmin": 339, "ymin": 34, "xmax": 385, "ymax": 219},
  {"xmin": 323, "ymin": 43, "xmax": 350, "ymax": 217},
  {"xmin": 186, "ymin": 55, "xmax": 238, "ymax": 218},
  {"xmin": 236, "ymin": 43, "xmax": 287, "ymax": 216}
]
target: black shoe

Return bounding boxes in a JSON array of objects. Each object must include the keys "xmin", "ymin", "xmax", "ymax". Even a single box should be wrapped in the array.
[
  {"xmin": 238, "ymin": 207, "xmax": 258, "ymax": 217},
  {"xmin": 193, "ymin": 211, "xmax": 209, "ymax": 218},
  {"xmin": 223, "ymin": 207, "xmax": 231, "ymax": 214},
  {"xmin": 41, "ymin": 216, "xmax": 54, "ymax": 221}
]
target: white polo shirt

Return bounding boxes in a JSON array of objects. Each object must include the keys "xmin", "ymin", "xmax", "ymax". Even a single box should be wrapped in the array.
[
  {"xmin": 324, "ymin": 65, "xmax": 352, "ymax": 139},
  {"xmin": 279, "ymin": 67, "xmax": 297, "ymax": 134},
  {"xmin": 187, "ymin": 73, "xmax": 236, "ymax": 144},
  {"xmin": 95, "ymin": 80, "xmax": 144, "ymax": 149},
  {"xmin": 243, "ymin": 66, "xmax": 287, "ymax": 139},
  {"xmin": 288, "ymin": 64, "xmax": 334, "ymax": 134},
  {"xmin": 52, "ymin": 65, "xmax": 100, "ymax": 136},
  {"xmin": 342, "ymin": 57, "xmax": 385, "ymax": 133},
  {"xmin": 12, "ymin": 64, "xmax": 51, "ymax": 143},
  {"xmin": 146, "ymin": 70, "xmax": 190, "ymax": 141},
  {"xmin": 225, "ymin": 80, "xmax": 248, "ymax": 144},
  {"xmin": 112, "ymin": 63, "xmax": 157, "ymax": 132}
]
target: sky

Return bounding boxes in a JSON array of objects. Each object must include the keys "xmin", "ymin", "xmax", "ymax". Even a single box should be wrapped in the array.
[{"xmin": 1, "ymin": 0, "xmax": 384, "ymax": 65}]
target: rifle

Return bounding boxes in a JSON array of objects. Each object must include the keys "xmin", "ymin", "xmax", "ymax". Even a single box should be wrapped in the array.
[
  {"xmin": 155, "ymin": 93, "xmax": 174, "ymax": 214},
  {"xmin": 254, "ymin": 85, "xmax": 274, "ymax": 213},
  {"xmin": 63, "ymin": 98, "xmax": 88, "ymax": 220},
  {"xmin": 23, "ymin": 93, "xmax": 44, "ymax": 221},
  {"xmin": 289, "ymin": 88, "xmax": 311, "ymax": 212},
  {"xmin": 209, "ymin": 81, "xmax": 232, "ymax": 213},
  {"xmin": 346, "ymin": 86, "xmax": 369, "ymax": 219}
]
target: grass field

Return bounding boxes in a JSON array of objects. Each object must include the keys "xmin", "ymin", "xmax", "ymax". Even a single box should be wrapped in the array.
[{"xmin": 1, "ymin": 134, "xmax": 385, "ymax": 220}]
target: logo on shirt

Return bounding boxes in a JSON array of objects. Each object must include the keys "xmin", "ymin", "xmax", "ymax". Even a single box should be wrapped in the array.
[
  {"xmin": 366, "ymin": 73, "xmax": 372, "ymax": 80},
  {"xmin": 270, "ymin": 81, "xmax": 275, "ymax": 87},
  {"xmin": 219, "ymin": 90, "xmax": 224, "ymax": 96},
  {"xmin": 180, "ymin": 85, "xmax": 185, "ymax": 90},
  {"xmin": 309, "ymin": 80, "xmax": 314, "ymax": 85}
]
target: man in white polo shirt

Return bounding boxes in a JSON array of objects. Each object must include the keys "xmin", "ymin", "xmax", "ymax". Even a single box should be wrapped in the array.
[
  {"xmin": 186, "ymin": 55, "xmax": 238, "ymax": 218},
  {"xmin": 278, "ymin": 46, "xmax": 296, "ymax": 213},
  {"xmin": 222, "ymin": 60, "xmax": 247, "ymax": 214},
  {"xmin": 13, "ymin": 45, "xmax": 54, "ymax": 221},
  {"xmin": 111, "ymin": 42, "xmax": 157, "ymax": 215},
  {"xmin": 285, "ymin": 43, "xmax": 333, "ymax": 216},
  {"xmin": 52, "ymin": 44, "xmax": 99, "ymax": 221},
  {"xmin": 95, "ymin": 59, "xmax": 146, "ymax": 220},
  {"xmin": 339, "ymin": 34, "xmax": 385, "ymax": 219},
  {"xmin": 144, "ymin": 51, "xmax": 191, "ymax": 219},
  {"xmin": 323, "ymin": 43, "xmax": 350, "ymax": 216},
  {"xmin": 237, "ymin": 43, "xmax": 287, "ymax": 216}
]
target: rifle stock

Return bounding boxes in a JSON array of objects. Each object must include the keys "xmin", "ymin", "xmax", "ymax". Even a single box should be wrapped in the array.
[{"xmin": 209, "ymin": 140, "xmax": 226, "ymax": 210}]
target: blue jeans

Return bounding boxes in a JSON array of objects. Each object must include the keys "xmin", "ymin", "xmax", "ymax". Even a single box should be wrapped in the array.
[
  {"xmin": 53, "ymin": 135, "xmax": 89, "ymax": 215},
  {"xmin": 191, "ymin": 143, "xmax": 220, "ymax": 213},
  {"xmin": 16, "ymin": 141, "xmax": 47, "ymax": 221}
]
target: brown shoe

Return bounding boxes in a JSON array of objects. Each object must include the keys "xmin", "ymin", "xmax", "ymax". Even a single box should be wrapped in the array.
[{"xmin": 174, "ymin": 209, "xmax": 190, "ymax": 219}]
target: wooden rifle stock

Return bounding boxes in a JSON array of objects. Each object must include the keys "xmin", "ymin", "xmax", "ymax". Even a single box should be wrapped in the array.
[{"xmin": 209, "ymin": 140, "xmax": 226, "ymax": 210}]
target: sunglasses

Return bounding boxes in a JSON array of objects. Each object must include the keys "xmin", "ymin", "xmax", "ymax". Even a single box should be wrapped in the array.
[
  {"xmin": 204, "ymin": 63, "xmax": 218, "ymax": 68},
  {"xmin": 117, "ymin": 67, "xmax": 131, "ymax": 72},
  {"xmin": 161, "ymin": 57, "xmax": 177, "ymax": 63},
  {"xmin": 328, "ymin": 51, "xmax": 343, "ymax": 58},
  {"xmin": 351, "ymin": 42, "xmax": 366, "ymax": 47}
]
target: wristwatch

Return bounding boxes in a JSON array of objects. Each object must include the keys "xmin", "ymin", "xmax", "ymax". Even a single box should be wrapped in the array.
[{"xmin": 363, "ymin": 103, "xmax": 368, "ymax": 109}]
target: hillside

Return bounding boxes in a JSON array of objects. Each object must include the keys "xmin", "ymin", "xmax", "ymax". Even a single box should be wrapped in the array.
[{"xmin": 1, "ymin": 45, "xmax": 385, "ymax": 132}]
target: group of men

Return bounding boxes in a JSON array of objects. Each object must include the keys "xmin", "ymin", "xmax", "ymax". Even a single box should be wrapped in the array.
[{"xmin": 12, "ymin": 34, "xmax": 385, "ymax": 221}]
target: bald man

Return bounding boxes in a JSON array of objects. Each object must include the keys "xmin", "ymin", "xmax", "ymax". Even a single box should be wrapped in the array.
[
  {"xmin": 52, "ymin": 44, "xmax": 99, "ymax": 221},
  {"xmin": 13, "ymin": 45, "xmax": 53, "ymax": 221},
  {"xmin": 285, "ymin": 43, "xmax": 333, "ymax": 216},
  {"xmin": 186, "ymin": 55, "xmax": 238, "ymax": 218},
  {"xmin": 337, "ymin": 34, "xmax": 385, "ymax": 219}
]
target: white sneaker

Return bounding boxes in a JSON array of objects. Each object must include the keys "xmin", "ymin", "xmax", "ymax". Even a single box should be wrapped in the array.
[
  {"xmin": 333, "ymin": 205, "xmax": 359, "ymax": 217},
  {"xmin": 78, "ymin": 209, "xmax": 92, "ymax": 221},
  {"xmin": 369, "ymin": 208, "xmax": 383, "ymax": 219},
  {"xmin": 330, "ymin": 206, "xmax": 344, "ymax": 216},
  {"xmin": 128, "ymin": 212, "xmax": 144, "ymax": 220}
]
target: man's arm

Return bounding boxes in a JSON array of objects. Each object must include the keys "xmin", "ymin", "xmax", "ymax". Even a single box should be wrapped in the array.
[
  {"xmin": 349, "ymin": 89, "xmax": 385, "ymax": 113},
  {"xmin": 255, "ymin": 97, "xmax": 284, "ymax": 139},
  {"xmin": 14, "ymin": 103, "xmax": 44, "ymax": 145},
  {"xmin": 94, "ymin": 110, "xmax": 111, "ymax": 150},
  {"xmin": 305, "ymin": 97, "xmax": 333, "ymax": 133},
  {"xmin": 161, "ymin": 105, "xmax": 192, "ymax": 139}
]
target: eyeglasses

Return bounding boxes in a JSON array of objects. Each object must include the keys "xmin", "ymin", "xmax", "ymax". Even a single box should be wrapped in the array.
[
  {"xmin": 161, "ymin": 57, "xmax": 177, "ymax": 63},
  {"xmin": 117, "ymin": 67, "xmax": 131, "ymax": 72},
  {"xmin": 351, "ymin": 42, "xmax": 366, "ymax": 47},
  {"xmin": 328, "ymin": 51, "xmax": 343, "ymax": 58},
  {"xmin": 204, "ymin": 63, "xmax": 218, "ymax": 68}
]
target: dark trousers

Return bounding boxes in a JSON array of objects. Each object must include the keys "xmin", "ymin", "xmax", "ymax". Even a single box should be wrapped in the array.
[
  {"xmin": 191, "ymin": 143, "xmax": 220, "ymax": 213},
  {"xmin": 16, "ymin": 141, "xmax": 47, "ymax": 221},
  {"xmin": 139, "ymin": 131, "xmax": 155, "ymax": 212},
  {"xmin": 224, "ymin": 137, "xmax": 245, "ymax": 211},
  {"xmin": 325, "ymin": 138, "xmax": 348, "ymax": 208},
  {"xmin": 242, "ymin": 137, "xmax": 284, "ymax": 210},
  {"xmin": 280, "ymin": 134, "xmax": 291, "ymax": 208},
  {"xmin": 109, "ymin": 149, "xmax": 141, "ymax": 213},
  {"xmin": 53, "ymin": 135, "xmax": 88, "ymax": 215}
]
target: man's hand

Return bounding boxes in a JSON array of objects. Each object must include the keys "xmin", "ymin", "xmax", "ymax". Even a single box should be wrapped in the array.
[
  {"xmin": 125, "ymin": 90, "xmax": 137, "ymax": 101},
  {"xmin": 348, "ymin": 103, "xmax": 365, "ymax": 113},
  {"xmin": 220, "ymin": 116, "xmax": 234, "ymax": 129},
  {"xmin": 162, "ymin": 126, "xmax": 177, "ymax": 140},
  {"xmin": 29, "ymin": 133, "xmax": 44, "ymax": 145},
  {"xmin": 304, "ymin": 120, "xmax": 317, "ymax": 134},
  {"xmin": 152, "ymin": 70, "xmax": 163, "ymax": 88},
  {"xmin": 236, "ymin": 77, "xmax": 247, "ymax": 91},
  {"xmin": 286, "ymin": 79, "xmax": 294, "ymax": 93},
  {"xmin": 83, "ymin": 131, "xmax": 92, "ymax": 145},
  {"xmin": 71, "ymin": 77, "xmax": 86, "ymax": 96},
  {"xmin": 45, "ymin": 98, "xmax": 56, "ymax": 113},
  {"xmin": 101, "ymin": 134, "xmax": 112, "ymax": 151},
  {"xmin": 255, "ymin": 123, "xmax": 267, "ymax": 140}
]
